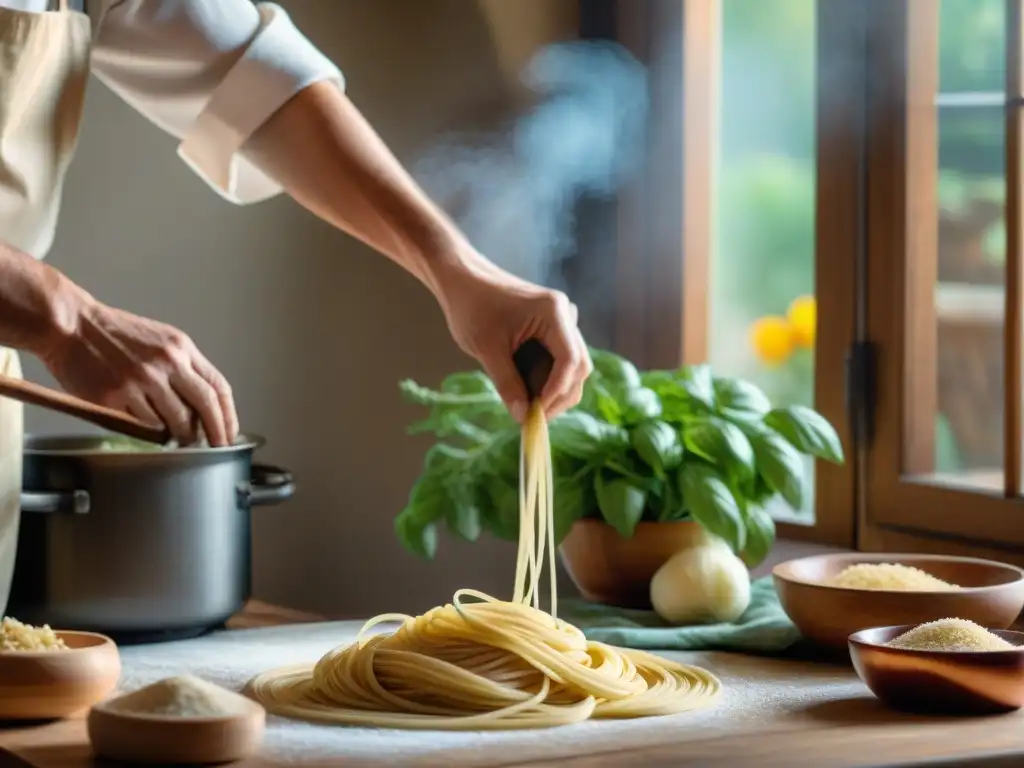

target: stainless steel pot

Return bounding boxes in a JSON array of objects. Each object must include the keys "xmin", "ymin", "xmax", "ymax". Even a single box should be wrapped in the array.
[{"xmin": 6, "ymin": 433, "xmax": 294, "ymax": 644}]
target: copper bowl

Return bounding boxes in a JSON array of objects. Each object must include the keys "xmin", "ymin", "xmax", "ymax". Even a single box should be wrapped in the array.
[
  {"xmin": 559, "ymin": 520, "xmax": 708, "ymax": 608},
  {"xmin": 773, "ymin": 553, "xmax": 1024, "ymax": 650},
  {"xmin": 849, "ymin": 625, "xmax": 1024, "ymax": 715}
]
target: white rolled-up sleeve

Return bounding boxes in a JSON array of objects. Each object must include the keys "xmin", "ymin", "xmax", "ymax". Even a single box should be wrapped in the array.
[{"xmin": 91, "ymin": 0, "xmax": 345, "ymax": 204}]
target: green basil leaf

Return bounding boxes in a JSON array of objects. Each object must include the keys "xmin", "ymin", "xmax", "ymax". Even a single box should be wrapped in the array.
[
  {"xmin": 394, "ymin": 512, "xmax": 438, "ymax": 559},
  {"xmin": 407, "ymin": 457, "xmax": 453, "ymax": 517},
  {"xmin": 398, "ymin": 378, "xmax": 442, "ymax": 407},
  {"xmin": 742, "ymin": 507, "xmax": 776, "ymax": 567},
  {"xmin": 424, "ymin": 443, "xmax": 471, "ymax": 469},
  {"xmin": 421, "ymin": 444, "xmax": 482, "ymax": 543},
  {"xmin": 736, "ymin": 419, "xmax": 774, "ymax": 440},
  {"xmin": 631, "ymin": 420, "xmax": 684, "ymax": 475},
  {"xmin": 400, "ymin": 375, "xmax": 511, "ymax": 440},
  {"xmin": 445, "ymin": 503, "xmax": 481, "ymax": 542},
  {"xmin": 394, "ymin": 469, "xmax": 448, "ymax": 559},
  {"xmin": 751, "ymin": 473, "xmax": 776, "ymax": 505},
  {"xmin": 445, "ymin": 466, "xmax": 482, "ymax": 543},
  {"xmin": 474, "ymin": 429, "xmax": 520, "ymax": 480},
  {"xmin": 640, "ymin": 370, "xmax": 675, "ymax": 389},
  {"xmin": 750, "ymin": 431, "xmax": 807, "ymax": 510},
  {"xmin": 764, "ymin": 405, "xmax": 845, "ymax": 464},
  {"xmin": 440, "ymin": 371, "xmax": 500, "ymax": 398},
  {"xmin": 589, "ymin": 348, "xmax": 642, "ymax": 389},
  {"xmin": 713, "ymin": 376, "xmax": 772, "ymax": 421},
  {"xmin": 677, "ymin": 463, "xmax": 745, "ymax": 552},
  {"xmin": 594, "ymin": 473, "xmax": 647, "ymax": 538},
  {"xmin": 399, "ymin": 378, "xmax": 498, "ymax": 407},
  {"xmin": 579, "ymin": 378, "xmax": 624, "ymax": 425},
  {"xmin": 640, "ymin": 371, "xmax": 700, "ymax": 423},
  {"xmin": 653, "ymin": 478, "xmax": 688, "ymax": 522},
  {"xmin": 594, "ymin": 385, "xmax": 624, "ymax": 424},
  {"xmin": 683, "ymin": 416, "xmax": 755, "ymax": 478},
  {"xmin": 620, "ymin": 387, "xmax": 662, "ymax": 423},
  {"xmin": 599, "ymin": 453, "xmax": 661, "ymax": 493},
  {"xmin": 549, "ymin": 412, "xmax": 629, "ymax": 461},
  {"xmin": 481, "ymin": 474, "xmax": 520, "ymax": 541},
  {"xmin": 677, "ymin": 364, "xmax": 716, "ymax": 410},
  {"xmin": 553, "ymin": 475, "xmax": 589, "ymax": 544}
]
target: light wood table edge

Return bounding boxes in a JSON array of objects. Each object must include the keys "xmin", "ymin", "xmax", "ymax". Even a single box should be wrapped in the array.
[
  {"xmin": 0, "ymin": 599, "xmax": 327, "ymax": 768},
  {"xmin": 507, "ymin": 714, "xmax": 1024, "ymax": 768},
  {"xmin": 8, "ymin": 554, "xmax": 1024, "ymax": 768}
]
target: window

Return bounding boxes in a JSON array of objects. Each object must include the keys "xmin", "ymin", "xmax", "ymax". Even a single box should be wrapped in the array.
[
  {"xmin": 713, "ymin": 1, "xmax": 818, "ymax": 527},
  {"xmin": 584, "ymin": 0, "xmax": 857, "ymax": 546},
  {"xmin": 589, "ymin": 0, "xmax": 1024, "ymax": 558},
  {"xmin": 710, "ymin": 0, "xmax": 862, "ymax": 547},
  {"xmin": 863, "ymin": 0, "xmax": 1024, "ymax": 560}
]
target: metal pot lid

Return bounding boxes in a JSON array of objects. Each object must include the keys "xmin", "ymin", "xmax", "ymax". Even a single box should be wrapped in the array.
[{"xmin": 23, "ymin": 433, "xmax": 265, "ymax": 455}]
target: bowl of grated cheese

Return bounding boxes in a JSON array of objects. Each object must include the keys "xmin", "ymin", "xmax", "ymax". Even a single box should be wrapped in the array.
[
  {"xmin": 849, "ymin": 620, "xmax": 1024, "ymax": 714},
  {"xmin": 773, "ymin": 553, "xmax": 1024, "ymax": 651},
  {"xmin": 0, "ymin": 616, "xmax": 120, "ymax": 719}
]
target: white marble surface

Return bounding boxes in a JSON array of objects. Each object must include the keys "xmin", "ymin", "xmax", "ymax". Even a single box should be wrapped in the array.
[{"xmin": 114, "ymin": 621, "xmax": 868, "ymax": 767}]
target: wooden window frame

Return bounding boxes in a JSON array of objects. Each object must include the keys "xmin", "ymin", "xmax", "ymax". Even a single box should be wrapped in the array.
[
  {"xmin": 579, "ymin": 0, "xmax": 860, "ymax": 547},
  {"xmin": 861, "ymin": 0, "xmax": 1024, "ymax": 557}
]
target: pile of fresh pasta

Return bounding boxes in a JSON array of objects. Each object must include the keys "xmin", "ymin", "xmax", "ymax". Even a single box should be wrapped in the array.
[{"xmin": 248, "ymin": 403, "xmax": 721, "ymax": 730}]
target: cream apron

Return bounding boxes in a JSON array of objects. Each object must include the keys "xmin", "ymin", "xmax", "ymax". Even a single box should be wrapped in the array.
[{"xmin": 0, "ymin": 0, "xmax": 91, "ymax": 617}]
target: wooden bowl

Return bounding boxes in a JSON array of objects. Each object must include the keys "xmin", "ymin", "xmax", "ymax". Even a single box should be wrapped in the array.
[
  {"xmin": 849, "ymin": 625, "xmax": 1024, "ymax": 714},
  {"xmin": 0, "ymin": 631, "xmax": 121, "ymax": 719},
  {"xmin": 773, "ymin": 553, "xmax": 1024, "ymax": 650},
  {"xmin": 88, "ymin": 692, "xmax": 265, "ymax": 764},
  {"xmin": 559, "ymin": 520, "xmax": 708, "ymax": 608}
]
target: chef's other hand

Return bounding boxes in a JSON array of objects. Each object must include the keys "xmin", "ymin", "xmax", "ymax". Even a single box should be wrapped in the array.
[
  {"xmin": 434, "ymin": 257, "xmax": 592, "ymax": 423},
  {"xmin": 39, "ymin": 300, "xmax": 238, "ymax": 447}
]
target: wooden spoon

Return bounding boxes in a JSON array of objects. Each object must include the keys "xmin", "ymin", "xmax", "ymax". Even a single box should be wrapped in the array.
[{"xmin": 0, "ymin": 373, "xmax": 170, "ymax": 445}]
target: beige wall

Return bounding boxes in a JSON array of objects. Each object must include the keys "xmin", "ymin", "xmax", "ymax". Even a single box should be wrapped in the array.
[{"xmin": 23, "ymin": 0, "xmax": 578, "ymax": 618}]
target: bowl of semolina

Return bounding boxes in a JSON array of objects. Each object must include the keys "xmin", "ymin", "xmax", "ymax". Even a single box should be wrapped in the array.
[
  {"xmin": 773, "ymin": 553, "xmax": 1024, "ymax": 651},
  {"xmin": 849, "ymin": 619, "xmax": 1024, "ymax": 714}
]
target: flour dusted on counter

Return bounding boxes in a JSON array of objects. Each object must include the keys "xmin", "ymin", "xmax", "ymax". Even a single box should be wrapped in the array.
[{"xmin": 104, "ymin": 674, "xmax": 249, "ymax": 717}]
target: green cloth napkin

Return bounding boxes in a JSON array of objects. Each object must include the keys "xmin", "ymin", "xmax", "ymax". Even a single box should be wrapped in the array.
[{"xmin": 561, "ymin": 576, "xmax": 802, "ymax": 654}]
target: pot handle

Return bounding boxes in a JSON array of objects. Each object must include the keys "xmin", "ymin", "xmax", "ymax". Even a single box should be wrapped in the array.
[
  {"xmin": 245, "ymin": 463, "xmax": 295, "ymax": 507},
  {"xmin": 21, "ymin": 490, "xmax": 90, "ymax": 515}
]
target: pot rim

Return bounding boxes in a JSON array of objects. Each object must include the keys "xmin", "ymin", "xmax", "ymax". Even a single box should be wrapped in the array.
[{"xmin": 23, "ymin": 432, "xmax": 266, "ymax": 456}]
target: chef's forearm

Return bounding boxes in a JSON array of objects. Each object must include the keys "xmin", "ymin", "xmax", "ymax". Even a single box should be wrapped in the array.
[
  {"xmin": 244, "ymin": 81, "xmax": 480, "ymax": 295},
  {"xmin": 0, "ymin": 241, "xmax": 87, "ymax": 357}
]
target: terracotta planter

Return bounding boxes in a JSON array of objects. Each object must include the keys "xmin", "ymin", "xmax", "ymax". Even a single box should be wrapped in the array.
[{"xmin": 559, "ymin": 519, "xmax": 708, "ymax": 609}]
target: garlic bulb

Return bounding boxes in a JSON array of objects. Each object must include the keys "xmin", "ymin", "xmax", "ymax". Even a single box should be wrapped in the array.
[{"xmin": 650, "ymin": 539, "xmax": 752, "ymax": 625}]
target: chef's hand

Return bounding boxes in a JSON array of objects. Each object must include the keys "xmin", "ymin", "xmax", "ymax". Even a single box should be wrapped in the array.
[
  {"xmin": 39, "ymin": 300, "xmax": 238, "ymax": 446},
  {"xmin": 433, "ymin": 257, "xmax": 592, "ymax": 422}
]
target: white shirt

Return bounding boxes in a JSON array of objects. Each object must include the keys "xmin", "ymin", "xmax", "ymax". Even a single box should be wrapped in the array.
[{"xmin": 3, "ymin": 0, "xmax": 345, "ymax": 204}]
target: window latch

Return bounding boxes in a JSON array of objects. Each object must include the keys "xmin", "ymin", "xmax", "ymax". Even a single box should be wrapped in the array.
[{"xmin": 845, "ymin": 341, "xmax": 877, "ymax": 447}]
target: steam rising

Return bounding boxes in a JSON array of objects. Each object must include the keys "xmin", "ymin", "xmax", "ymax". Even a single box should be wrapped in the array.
[{"xmin": 413, "ymin": 41, "xmax": 648, "ymax": 289}]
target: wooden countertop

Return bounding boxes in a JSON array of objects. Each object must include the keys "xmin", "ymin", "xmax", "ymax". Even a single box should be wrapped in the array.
[
  {"xmin": 0, "ymin": 600, "xmax": 323, "ymax": 768},
  {"xmin": 2, "ymin": 600, "xmax": 1024, "ymax": 768},
  {"xmin": 515, "ymin": 707, "xmax": 1024, "ymax": 768}
]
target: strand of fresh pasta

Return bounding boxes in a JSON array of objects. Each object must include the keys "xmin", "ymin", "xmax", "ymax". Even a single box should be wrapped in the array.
[{"xmin": 247, "ymin": 402, "xmax": 722, "ymax": 729}]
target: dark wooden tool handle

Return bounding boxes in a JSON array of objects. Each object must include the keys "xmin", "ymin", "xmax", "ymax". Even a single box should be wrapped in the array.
[
  {"xmin": 0, "ymin": 374, "xmax": 170, "ymax": 445},
  {"xmin": 513, "ymin": 339, "xmax": 555, "ymax": 402}
]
